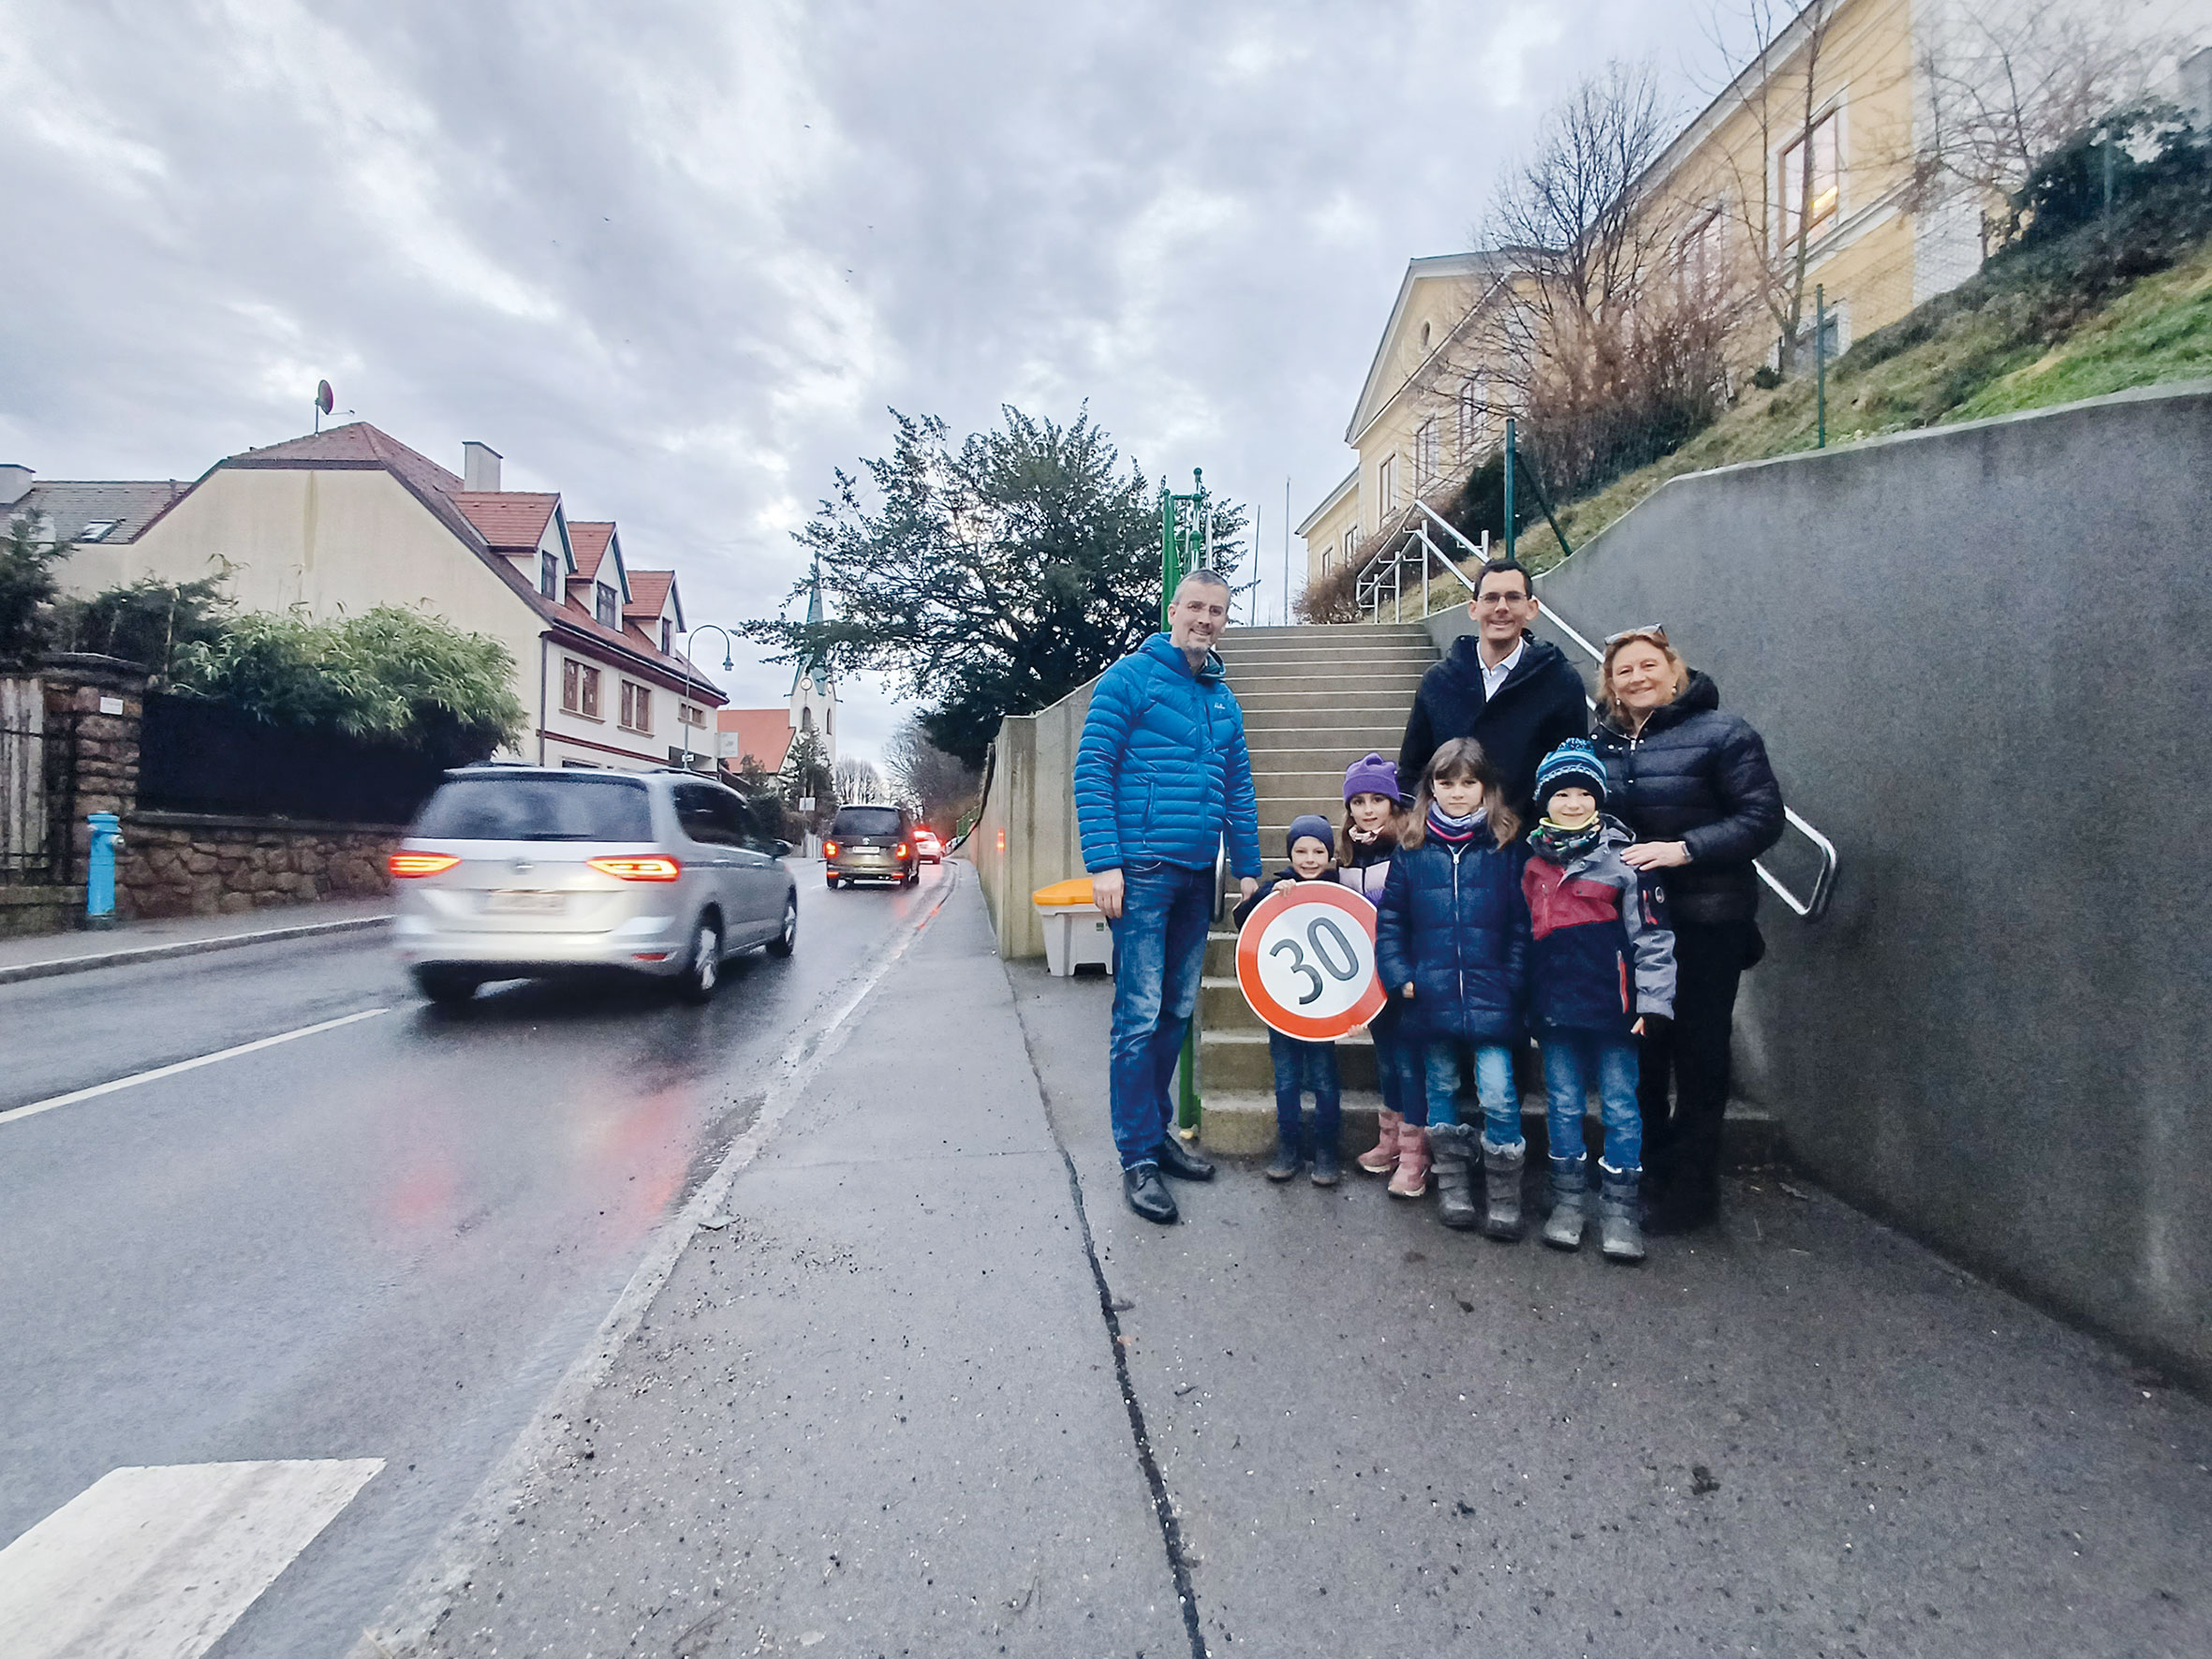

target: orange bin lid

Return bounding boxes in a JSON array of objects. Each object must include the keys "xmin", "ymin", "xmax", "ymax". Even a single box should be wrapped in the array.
[{"xmin": 1031, "ymin": 876, "xmax": 1098, "ymax": 908}]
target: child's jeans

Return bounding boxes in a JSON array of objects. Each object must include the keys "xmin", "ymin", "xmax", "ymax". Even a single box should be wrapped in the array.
[
  {"xmin": 1268, "ymin": 1029, "xmax": 1341, "ymax": 1150},
  {"xmin": 1423, "ymin": 1040, "xmax": 1519, "ymax": 1146},
  {"xmin": 1368, "ymin": 1004, "xmax": 1418, "ymax": 1125},
  {"xmin": 1541, "ymin": 1030, "xmax": 1641, "ymax": 1171}
]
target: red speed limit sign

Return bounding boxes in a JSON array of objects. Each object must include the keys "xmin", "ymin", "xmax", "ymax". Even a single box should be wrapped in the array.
[{"xmin": 1234, "ymin": 882, "xmax": 1387, "ymax": 1040}]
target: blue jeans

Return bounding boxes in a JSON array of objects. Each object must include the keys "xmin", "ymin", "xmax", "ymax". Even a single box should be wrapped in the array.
[
  {"xmin": 1423, "ymin": 1040, "xmax": 1520, "ymax": 1146},
  {"xmin": 1541, "ymin": 1030, "xmax": 1642, "ymax": 1172},
  {"xmin": 1267, "ymin": 1030, "xmax": 1340, "ymax": 1149},
  {"xmin": 1104, "ymin": 860, "xmax": 1216, "ymax": 1169}
]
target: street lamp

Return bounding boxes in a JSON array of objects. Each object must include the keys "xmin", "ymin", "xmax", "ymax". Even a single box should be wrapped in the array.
[{"xmin": 677, "ymin": 624, "xmax": 737, "ymax": 772}]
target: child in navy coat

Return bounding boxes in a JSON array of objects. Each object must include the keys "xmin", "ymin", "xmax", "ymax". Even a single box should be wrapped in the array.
[
  {"xmin": 1524, "ymin": 740, "xmax": 1676, "ymax": 1262},
  {"xmin": 1374, "ymin": 739, "xmax": 1531, "ymax": 1235},
  {"xmin": 1234, "ymin": 815, "xmax": 1345, "ymax": 1186}
]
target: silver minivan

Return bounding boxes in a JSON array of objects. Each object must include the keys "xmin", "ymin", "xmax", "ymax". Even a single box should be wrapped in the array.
[{"xmin": 391, "ymin": 767, "xmax": 798, "ymax": 1004}]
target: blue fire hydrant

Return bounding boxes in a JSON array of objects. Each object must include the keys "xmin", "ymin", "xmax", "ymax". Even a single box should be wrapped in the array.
[{"xmin": 87, "ymin": 811, "xmax": 123, "ymax": 928}]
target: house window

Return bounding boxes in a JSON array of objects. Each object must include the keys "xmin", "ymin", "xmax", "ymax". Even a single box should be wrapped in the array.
[
  {"xmin": 619, "ymin": 680, "xmax": 653, "ymax": 733},
  {"xmin": 1414, "ymin": 419, "xmax": 1439, "ymax": 490},
  {"xmin": 1779, "ymin": 109, "xmax": 1841, "ymax": 247},
  {"xmin": 1341, "ymin": 526, "xmax": 1357, "ymax": 568},
  {"xmin": 78, "ymin": 520, "xmax": 121, "ymax": 542},
  {"xmin": 540, "ymin": 552, "xmax": 558, "ymax": 598},
  {"xmin": 679, "ymin": 702, "xmax": 705, "ymax": 729},
  {"xmin": 1458, "ymin": 377, "xmax": 1489, "ymax": 459},
  {"xmin": 596, "ymin": 583, "xmax": 618, "ymax": 628},
  {"xmin": 1680, "ymin": 208, "xmax": 1726, "ymax": 289},
  {"xmin": 1377, "ymin": 452, "xmax": 1397, "ymax": 513},
  {"xmin": 1320, "ymin": 549, "xmax": 1334, "ymax": 576},
  {"xmin": 660, "ymin": 619, "xmax": 672, "ymax": 653},
  {"xmin": 562, "ymin": 659, "xmax": 600, "ymax": 718}
]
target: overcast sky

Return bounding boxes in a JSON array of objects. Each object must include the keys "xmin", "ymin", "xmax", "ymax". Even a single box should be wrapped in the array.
[{"xmin": 3, "ymin": 1, "xmax": 2197, "ymax": 763}]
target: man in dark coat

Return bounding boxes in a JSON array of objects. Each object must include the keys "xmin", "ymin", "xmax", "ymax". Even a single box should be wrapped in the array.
[{"xmin": 1398, "ymin": 559, "xmax": 1588, "ymax": 815}]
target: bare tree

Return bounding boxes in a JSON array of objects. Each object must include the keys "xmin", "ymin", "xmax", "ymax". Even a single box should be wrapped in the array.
[
  {"xmin": 1919, "ymin": 1, "xmax": 2171, "ymax": 237},
  {"xmin": 882, "ymin": 714, "xmax": 981, "ymax": 832},
  {"xmin": 833, "ymin": 756, "xmax": 885, "ymax": 806}
]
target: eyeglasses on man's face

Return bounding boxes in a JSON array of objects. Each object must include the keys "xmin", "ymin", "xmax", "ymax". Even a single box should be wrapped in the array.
[{"xmin": 1474, "ymin": 587, "xmax": 1531, "ymax": 608}]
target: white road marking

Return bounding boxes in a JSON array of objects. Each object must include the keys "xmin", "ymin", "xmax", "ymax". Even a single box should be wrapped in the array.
[
  {"xmin": 0, "ymin": 1459, "xmax": 383, "ymax": 1659},
  {"xmin": 0, "ymin": 1009, "xmax": 390, "ymax": 1129}
]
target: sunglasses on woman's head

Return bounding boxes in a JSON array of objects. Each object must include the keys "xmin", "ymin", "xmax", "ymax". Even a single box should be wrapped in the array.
[{"xmin": 1604, "ymin": 624, "xmax": 1669, "ymax": 647}]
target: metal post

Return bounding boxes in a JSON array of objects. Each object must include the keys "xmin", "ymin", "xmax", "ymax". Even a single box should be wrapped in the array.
[
  {"xmin": 1502, "ymin": 416, "xmax": 1517, "ymax": 566},
  {"xmin": 86, "ymin": 812, "xmax": 121, "ymax": 928},
  {"xmin": 1159, "ymin": 485, "xmax": 1177, "ymax": 630},
  {"xmin": 1422, "ymin": 533, "xmax": 1430, "ymax": 615},
  {"xmin": 1815, "ymin": 284, "xmax": 1828, "ymax": 449},
  {"xmin": 1282, "ymin": 478, "xmax": 1290, "ymax": 626}
]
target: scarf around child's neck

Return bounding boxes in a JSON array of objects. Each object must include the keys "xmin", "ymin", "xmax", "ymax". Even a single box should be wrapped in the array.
[
  {"xmin": 1345, "ymin": 822, "xmax": 1396, "ymax": 860},
  {"xmin": 1528, "ymin": 815, "xmax": 1604, "ymax": 864},
  {"xmin": 1424, "ymin": 804, "xmax": 1485, "ymax": 845}
]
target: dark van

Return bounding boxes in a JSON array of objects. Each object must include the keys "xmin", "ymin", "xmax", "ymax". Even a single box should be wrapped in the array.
[{"xmin": 823, "ymin": 804, "xmax": 918, "ymax": 888}]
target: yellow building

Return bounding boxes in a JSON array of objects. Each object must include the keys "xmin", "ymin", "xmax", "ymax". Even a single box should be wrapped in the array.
[
  {"xmin": 1301, "ymin": 0, "xmax": 1983, "ymax": 590},
  {"xmin": 31, "ymin": 423, "xmax": 724, "ymax": 770}
]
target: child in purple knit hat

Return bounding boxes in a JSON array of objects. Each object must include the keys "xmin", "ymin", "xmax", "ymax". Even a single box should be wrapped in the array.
[{"xmin": 1331, "ymin": 754, "xmax": 1419, "ymax": 1181}]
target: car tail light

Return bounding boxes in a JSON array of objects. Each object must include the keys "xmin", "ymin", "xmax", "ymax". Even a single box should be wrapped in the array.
[
  {"xmin": 389, "ymin": 852, "xmax": 461, "ymax": 878},
  {"xmin": 894, "ymin": 842, "xmax": 910, "ymax": 859},
  {"xmin": 588, "ymin": 855, "xmax": 682, "ymax": 881},
  {"xmin": 823, "ymin": 841, "xmax": 840, "ymax": 857}
]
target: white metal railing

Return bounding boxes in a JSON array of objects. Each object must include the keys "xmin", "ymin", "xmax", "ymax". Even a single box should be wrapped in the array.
[{"xmin": 1352, "ymin": 501, "xmax": 1839, "ymax": 921}]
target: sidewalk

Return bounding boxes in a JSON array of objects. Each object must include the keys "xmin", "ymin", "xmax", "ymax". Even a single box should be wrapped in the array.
[
  {"xmin": 0, "ymin": 896, "xmax": 392, "ymax": 985},
  {"xmin": 389, "ymin": 876, "xmax": 2212, "ymax": 1658}
]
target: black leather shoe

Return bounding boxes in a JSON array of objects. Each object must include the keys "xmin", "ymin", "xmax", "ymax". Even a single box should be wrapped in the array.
[
  {"xmin": 1153, "ymin": 1135, "xmax": 1216, "ymax": 1181},
  {"xmin": 1124, "ymin": 1163, "xmax": 1179, "ymax": 1223},
  {"xmin": 1643, "ymin": 1187, "xmax": 1719, "ymax": 1237}
]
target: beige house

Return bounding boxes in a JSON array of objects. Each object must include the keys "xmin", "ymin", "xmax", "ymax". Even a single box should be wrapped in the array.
[
  {"xmin": 36, "ymin": 422, "xmax": 724, "ymax": 770},
  {"xmin": 1300, "ymin": 0, "xmax": 1987, "ymax": 589}
]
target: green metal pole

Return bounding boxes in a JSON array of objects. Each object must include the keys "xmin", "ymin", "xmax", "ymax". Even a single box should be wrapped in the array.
[
  {"xmin": 1815, "ymin": 284, "xmax": 1827, "ymax": 450},
  {"xmin": 1159, "ymin": 485, "xmax": 1176, "ymax": 630},
  {"xmin": 1502, "ymin": 416, "xmax": 1517, "ymax": 565}
]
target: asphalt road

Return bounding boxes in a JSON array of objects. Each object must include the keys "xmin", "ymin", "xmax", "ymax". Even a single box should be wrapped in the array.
[{"xmin": 0, "ymin": 859, "xmax": 951, "ymax": 1659}]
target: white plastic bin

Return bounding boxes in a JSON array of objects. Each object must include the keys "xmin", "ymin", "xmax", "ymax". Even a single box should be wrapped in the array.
[{"xmin": 1033, "ymin": 878, "xmax": 1115, "ymax": 977}]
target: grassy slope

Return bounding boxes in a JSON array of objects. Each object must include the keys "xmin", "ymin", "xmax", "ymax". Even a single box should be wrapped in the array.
[{"xmin": 1487, "ymin": 234, "xmax": 2212, "ymax": 583}]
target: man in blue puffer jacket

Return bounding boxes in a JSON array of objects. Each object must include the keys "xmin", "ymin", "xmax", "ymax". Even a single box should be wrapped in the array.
[{"xmin": 1074, "ymin": 570, "xmax": 1262, "ymax": 1224}]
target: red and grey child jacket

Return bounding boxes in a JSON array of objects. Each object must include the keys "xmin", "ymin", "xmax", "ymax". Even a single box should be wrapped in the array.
[{"xmin": 1522, "ymin": 817, "xmax": 1676, "ymax": 1036}]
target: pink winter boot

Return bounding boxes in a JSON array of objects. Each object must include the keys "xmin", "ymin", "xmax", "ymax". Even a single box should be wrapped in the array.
[
  {"xmin": 1388, "ymin": 1125, "xmax": 1430, "ymax": 1198},
  {"xmin": 1357, "ymin": 1108, "xmax": 1403, "ymax": 1176}
]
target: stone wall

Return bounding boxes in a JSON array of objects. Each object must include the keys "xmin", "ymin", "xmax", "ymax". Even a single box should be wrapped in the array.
[{"xmin": 118, "ymin": 812, "xmax": 397, "ymax": 919}]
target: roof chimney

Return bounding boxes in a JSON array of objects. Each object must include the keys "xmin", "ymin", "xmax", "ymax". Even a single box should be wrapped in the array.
[
  {"xmin": 463, "ymin": 441, "xmax": 502, "ymax": 493},
  {"xmin": 0, "ymin": 465, "xmax": 32, "ymax": 508}
]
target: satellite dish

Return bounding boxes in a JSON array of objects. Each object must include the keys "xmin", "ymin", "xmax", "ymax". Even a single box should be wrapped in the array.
[{"xmin": 316, "ymin": 380, "xmax": 335, "ymax": 415}]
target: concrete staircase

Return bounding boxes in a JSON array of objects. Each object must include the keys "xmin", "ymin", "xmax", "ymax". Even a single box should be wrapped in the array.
[{"xmin": 1198, "ymin": 623, "xmax": 1434, "ymax": 1155}]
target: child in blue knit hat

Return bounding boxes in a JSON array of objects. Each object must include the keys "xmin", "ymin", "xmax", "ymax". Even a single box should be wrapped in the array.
[
  {"xmin": 1524, "ymin": 738, "xmax": 1676, "ymax": 1262},
  {"xmin": 1233, "ymin": 814, "xmax": 1345, "ymax": 1185}
]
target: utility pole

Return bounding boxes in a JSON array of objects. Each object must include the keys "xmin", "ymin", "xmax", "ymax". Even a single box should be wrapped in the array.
[
  {"xmin": 1815, "ymin": 284, "xmax": 1828, "ymax": 449},
  {"xmin": 1282, "ymin": 477, "xmax": 1290, "ymax": 626},
  {"xmin": 1503, "ymin": 416, "xmax": 1517, "ymax": 566}
]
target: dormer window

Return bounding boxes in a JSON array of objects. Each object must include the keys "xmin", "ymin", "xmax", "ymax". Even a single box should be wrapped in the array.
[
  {"xmin": 596, "ymin": 584, "xmax": 617, "ymax": 627},
  {"xmin": 79, "ymin": 520, "xmax": 121, "ymax": 542},
  {"xmin": 540, "ymin": 552, "xmax": 558, "ymax": 599}
]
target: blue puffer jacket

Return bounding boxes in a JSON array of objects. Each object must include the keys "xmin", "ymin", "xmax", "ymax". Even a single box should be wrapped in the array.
[
  {"xmin": 1074, "ymin": 633, "xmax": 1262, "ymax": 878},
  {"xmin": 1375, "ymin": 826, "xmax": 1530, "ymax": 1044}
]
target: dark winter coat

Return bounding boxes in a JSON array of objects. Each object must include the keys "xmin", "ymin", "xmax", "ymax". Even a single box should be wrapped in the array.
[
  {"xmin": 1591, "ymin": 671, "xmax": 1784, "ymax": 926},
  {"xmin": 1524, "ymin": 818, "xmax": 1675, "ymax": 1035},
  {"xmin": 1075, "ymin": 633, "xmax": 1262, "ymax": 879},
  {"xmin": 1374, "ymin": 828, "xmax": 1530, "ymax": 1044},
  {"xmin": 1231, "ymin": 867, "xmax": 1327, "ymax": 929},
  {"xmin": 1397, "ymin": 631, "xmax": 1588, "ymax": 815},
  {"xmin": 1332, "ymin": 831, "xmax": 1396, "ymax": 904}
]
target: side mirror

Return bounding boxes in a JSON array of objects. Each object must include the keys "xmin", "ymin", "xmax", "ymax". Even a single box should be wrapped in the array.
[{"xmin": 773, "ymin": 839, "xmax": 793, "ymax": 859}]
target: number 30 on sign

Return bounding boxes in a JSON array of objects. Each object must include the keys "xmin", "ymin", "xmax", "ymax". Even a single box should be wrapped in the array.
[{"xmin": 1234, "ymin": 883, "xmax": 1387, "ymax": 1040}]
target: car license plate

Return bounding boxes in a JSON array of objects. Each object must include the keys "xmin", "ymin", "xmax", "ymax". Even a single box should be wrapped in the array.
[{"xmin": 486, "ymin": 891, "xmax": 566, "ymax": 913}]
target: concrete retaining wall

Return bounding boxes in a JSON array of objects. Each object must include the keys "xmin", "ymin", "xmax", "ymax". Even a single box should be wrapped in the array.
[
  {"xmin": 1515, "ymin": 380, "xmax": 2212, "ymax": 1386},
  {"xmin": 969, "ymin": 677, "xmax": 1098, "ymax": 959}
]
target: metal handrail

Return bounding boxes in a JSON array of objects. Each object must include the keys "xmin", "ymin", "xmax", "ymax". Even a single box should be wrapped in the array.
[{"xmin": 1532, "ymin": 589, "xmax": 1839, "ymax": 922}]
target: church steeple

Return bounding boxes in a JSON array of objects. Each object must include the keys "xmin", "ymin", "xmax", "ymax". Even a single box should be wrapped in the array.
[{"xmin": 788, "ymin": 556, "xmax": 836, "ymax": 762}]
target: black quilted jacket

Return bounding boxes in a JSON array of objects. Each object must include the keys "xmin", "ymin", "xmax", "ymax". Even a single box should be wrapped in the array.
[{"xmin": 1591, "ymin": 672, "xmax": 1784, "ymax": 926}]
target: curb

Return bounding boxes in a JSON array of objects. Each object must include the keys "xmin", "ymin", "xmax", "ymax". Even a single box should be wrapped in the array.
[{"xmin": 0, "ymin": 913, "xmax": 394, "ymax": 986}]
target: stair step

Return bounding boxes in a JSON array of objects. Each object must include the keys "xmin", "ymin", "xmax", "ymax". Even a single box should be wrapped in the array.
[{"xmin": 1202, "ymin": 1028, "xmax": 1380, "ymax": 1090}]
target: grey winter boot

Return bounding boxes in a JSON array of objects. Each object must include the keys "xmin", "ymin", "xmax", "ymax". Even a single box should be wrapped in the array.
[
  {"xmin": 1597, "ymin": 1163, "xmax": 1646, "ymax": 1263},
  {"xmin": 1541, "ymin": 1153, "xmax": 1587, "ymax": 1250},
  {"xmin": 1482, "ymin": 1138, "xmax": 1526, "ymax": 1241},
  {"xmin": 1426, "ymin": 1123, "xmax": 1480, "ymax": 1229}
]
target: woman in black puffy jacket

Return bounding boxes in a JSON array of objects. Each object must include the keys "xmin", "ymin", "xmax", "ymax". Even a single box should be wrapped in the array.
[{"xmin": 1591, "ymin": 628, "xmax": 1783, "ymax": 1235}]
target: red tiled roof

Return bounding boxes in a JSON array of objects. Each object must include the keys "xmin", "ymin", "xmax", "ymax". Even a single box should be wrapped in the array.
[
  {"xmin": 450, "ymin": 491, "xmax": 558, "ymax": 552},
  {"xmin": 568, "ymin": 520, "xmax": 613, "ymax": 580},
  {"xmin": 716, "ymin": 708, "xmax": 793, "ymax": 772},
  {"xmin": 625, "ymin": 570, "xmax": 673, "ymax": 619}
]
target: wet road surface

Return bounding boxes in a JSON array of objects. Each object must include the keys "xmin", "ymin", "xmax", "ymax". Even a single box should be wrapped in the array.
[{"xmin": 0, "ymin": 861, "xmax": 950, "ymax": 1659}]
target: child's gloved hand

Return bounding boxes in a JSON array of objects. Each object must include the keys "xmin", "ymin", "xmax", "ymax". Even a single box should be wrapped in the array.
[{"xmin": 1634, "ymin": 1014, "xmax": 1671, "ymax": 1039}]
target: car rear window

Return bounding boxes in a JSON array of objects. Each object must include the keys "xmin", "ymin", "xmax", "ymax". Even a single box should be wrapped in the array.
[
  {"xmin": 411, "ymin": 776, "xmax": 656, "ymax": 842},
  {"xmin": 832, "ymin": 807, "xmax": 904, "ymax": 838}
]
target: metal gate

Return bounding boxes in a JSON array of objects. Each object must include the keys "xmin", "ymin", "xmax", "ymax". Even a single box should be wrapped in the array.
[{"xmin": 1, "ymin": 675, "xmax": 72, "ymax": 884}]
